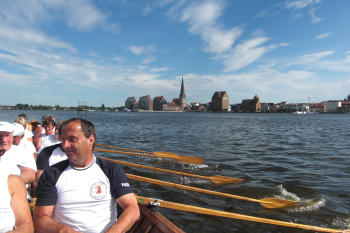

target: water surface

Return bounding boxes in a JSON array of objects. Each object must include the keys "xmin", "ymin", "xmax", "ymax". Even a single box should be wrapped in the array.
[{"xmin": 2, "ymin": 110, "xmax": 350, "ymax": 232}]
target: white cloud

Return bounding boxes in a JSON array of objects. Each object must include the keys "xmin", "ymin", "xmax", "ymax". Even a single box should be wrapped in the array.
[
  {"xmin": 222, "ymin": 37, "xmax": 281, "ymax": 72},
  {"xmin": 142, "ymin": 56, "xmax": 157, "ymax": 64},
  {"xmin": 309, "ymin": 8, "xmax": 323, "ymax": 24},
  {"xmin": 285, "ymin": 0, "xmax": 322, "ymax": 10},
  {"xmin": 129, "ymin": 46, "xmax": 145, "ymax": 55},
  {"xmin": 0, "ymin": 0, "xmax": 112, "ymax": 31},
  {"xmin": 284, "ymin": 0, "xmax": 324, "ymax": 23},
  {"xmin": 180, "ymin": 1, "xmax": 242, "ymax": 54},
  {"xmin": 287, "ymin": 51, "xmax": 334, "ymax": 67},
  {"xmin": 150, "ymin": 67, "xmax": 169, "ymax": 72},
  {"xmin": 112, "ymin": 55, "xmax": 125, "ymax": 63},
  {"xmin": 314, "ymin": 31, "xmax": 333, "ymax": 40}
]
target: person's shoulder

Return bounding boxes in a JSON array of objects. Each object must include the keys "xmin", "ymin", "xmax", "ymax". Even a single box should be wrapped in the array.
[
  {"xmin": 50, "ymin": 159, "xmax": 69, "ymax": 171},
  {"xmin": 95, "ymin": 156, "xmax": 121, "ymax": 170},
  {"xmin": 40, "ymin": 159, "xmax": 69, "ymax": 182},
  {"xmin": 39, "ymin": 143, "xmax": 61, "ymax": 155},
  {"xmin": 41, "ymin": 159, "xmax": 69, "ymax": 175}
]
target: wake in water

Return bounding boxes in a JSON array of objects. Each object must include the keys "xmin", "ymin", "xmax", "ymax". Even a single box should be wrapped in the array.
[
  {"xmin": 178, "ymin": 176, "xmax": 211, "ymax": 185},
  {"xmin": 273, "ymin": 185, "xmax": 325, "ymax": 212}
]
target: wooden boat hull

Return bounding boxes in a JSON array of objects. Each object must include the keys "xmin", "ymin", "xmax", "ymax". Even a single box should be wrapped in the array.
[{"xmin": 128, "ymin": 205, "xmax": 184, "ymax": 233}]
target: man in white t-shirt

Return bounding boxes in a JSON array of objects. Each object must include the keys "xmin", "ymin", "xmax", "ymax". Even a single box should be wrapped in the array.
[
  {"xmin": 0, "ymin": 121, "xmax": 36, "ymax": 184},
  {"xmin": 34, "ymin": 118, "xmax": 140, "ymax": 233},
  {"xmin": 13, "ymin": 123, "xmax": 37, "ymax": 160}
]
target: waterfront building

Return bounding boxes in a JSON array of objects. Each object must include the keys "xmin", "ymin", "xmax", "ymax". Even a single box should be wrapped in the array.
[
  {"xmin": 125, "ymin": 96, "xmax": 138, "ymax": 110},
  {"xmin": 138, "ymin": 95, "xmax": 153, "ymax": 111},
  {"xmin": 210, "ymin": 91, "xmax": 229, "ymax": 112},
  {"xmin": 153, "ymin": 96, "xmax": 167, "ymax": 111},
  {"xmin": 260, "ymin": 103, "xmax": 275, "ymax": 112},
  {"xmin": 240, "ymin": 95, "xmax": 261, "ymax": 112},
  {"xmin": 172, "ymin": 98, "xmax": 180, "ymax": 106},
  {"xmin": 179, "ymin": 77, "xmax": 186, "ymax": 108},
  {"xmin": 162, "ymin": 102, "xmax": 181, "ymax": 111},
  {"xmin": 325, "ymin": 100, "xmax": 342, "ymax": 113},
  {"xmin": 310, "ymin": 102, "xmax": 325, "ymax": 113}
]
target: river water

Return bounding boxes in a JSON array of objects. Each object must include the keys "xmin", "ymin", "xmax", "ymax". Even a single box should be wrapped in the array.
[{"xmin": 1, "ymin": 110, "xmax": 350, "ymax": 232}]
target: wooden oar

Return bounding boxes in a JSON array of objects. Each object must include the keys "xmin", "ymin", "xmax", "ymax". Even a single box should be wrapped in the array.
[
  {"xmin": 96, "ymin": 144, "xmax": 204, "ymax": 164},
  {"xmin": 96, "ymin": 143, "xmax": 151, "ymax": 154},
  {"xmin": 94, "ymin": 148, "xmax": 203, "ymax": 164},
  {"xmin": 136, "ymin": 196, "xmax": 343, "ymax": 233},
  {"xmin": 127, "ymin": 173, "xmax": 297, "ymax": 209},
  {"xmin": 99, "ymin": 156, "xmax": 244, "ymax": 184}
]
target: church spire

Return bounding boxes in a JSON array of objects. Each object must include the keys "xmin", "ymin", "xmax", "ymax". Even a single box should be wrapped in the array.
[{"xmin": 179, "ymin": 77, "xmax": 186, "ymax": 108}]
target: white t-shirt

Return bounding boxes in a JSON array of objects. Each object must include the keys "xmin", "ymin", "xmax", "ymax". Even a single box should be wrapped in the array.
[
  {"xmin": 36, "ymin": 157, "xmax": 133, "ymax": 233},
  {"xmin": 38, "ymin": 134, "xmax": 60, "ymax": 153},
  {"xmin": 19, "ymin": 139, "xmax": 36, "ymax": 157},
  {"xmin": 0, "ymin": 168, "xmax": 15, "ymax": 232},
  {"xmin": 0, "ymin": 145, "xmax": 37, "ymax": 176},
  {"xmin": 24, "ymin": 129, "xmax": 33, "ymax": 140}
]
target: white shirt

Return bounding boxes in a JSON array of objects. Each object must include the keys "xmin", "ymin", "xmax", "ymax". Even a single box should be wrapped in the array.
[
  {"xmin": 24, "ymin": 129, "xmax": 33, "ymax": 140},
  {"xmin": 49, "ymin": 146, "xmax": 67, "ymax": 166},
  {"xmin": 0, "ymin": 168, "xmax": 15, "ymax": 232},
  {"xmin": 0, "ymin": 145, "xmax": 37, "ymax": 176},
  {"xmin": 19, "ymin": 139, "xmax": 36, "ymax": 157},
  {"xmin": 38, "ymin": 133, "xmax": 60, "ymax": 153}
]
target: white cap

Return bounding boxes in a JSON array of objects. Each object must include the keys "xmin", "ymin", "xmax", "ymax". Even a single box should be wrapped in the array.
[
  {"xmin": 0, "ymin": 121, "xmax": 14, "ymax": 133},
  {"xmin": 12, "ymin": 123, "xmax": 24, "ymax": 136}
]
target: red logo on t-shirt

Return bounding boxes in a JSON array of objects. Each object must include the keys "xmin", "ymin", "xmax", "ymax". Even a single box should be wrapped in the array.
[
  {"xmin": 90, "ymin": 182, "xmax": 107, "ymax": 200},
  {"xmin": 96, "ymin": 185, "xmax": 102, "ymax": 194}
]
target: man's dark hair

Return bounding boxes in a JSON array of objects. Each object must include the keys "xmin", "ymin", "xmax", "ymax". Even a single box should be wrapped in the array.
[
  {"xmin": 18, "ymin": 114, "xmax": 27, "ymax": 120},
  {"xmin": 61, "ymin": 118, "xmax": 96, "ymax": 148},
  {"xmin": 42, "ymin": 118, "xmax": 56, "ymax": 127}
]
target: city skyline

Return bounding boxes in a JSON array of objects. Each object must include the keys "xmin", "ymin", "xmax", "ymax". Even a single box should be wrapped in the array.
[{"xmin": 1, "ymin": 0, "xmax": 349, "ymax": 106}]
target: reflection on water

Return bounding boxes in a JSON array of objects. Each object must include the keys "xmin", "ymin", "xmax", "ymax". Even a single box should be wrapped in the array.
[{"xmin": 1, "ymin": 110, "xmax": 350, "ymax": 232}]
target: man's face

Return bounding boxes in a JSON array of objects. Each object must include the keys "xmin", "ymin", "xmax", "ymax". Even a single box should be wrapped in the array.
[
  {"xmin": 43, "ymin": 123, "xmax": 54, "ymax": 135},
  {"xmin": 61, "ymin": 121, "xmax": 94, "ymax": 167},
  {"xmin": 0, "ymin": 131, "xmax": 13, "ymax": 151},
  {"xmin": 13, "ymin": 135, "xmax": 23, "ymax": 146}
]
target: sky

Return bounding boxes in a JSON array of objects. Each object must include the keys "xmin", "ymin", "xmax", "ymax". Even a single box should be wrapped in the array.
[{"xmin": 0, "ymin": 0, "xmax": 349, "ymax": 107}]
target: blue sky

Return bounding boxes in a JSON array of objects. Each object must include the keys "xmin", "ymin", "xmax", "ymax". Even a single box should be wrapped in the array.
[{"xmin": 0, "ymin": 0, "xmax": 349, "ymax": 107}]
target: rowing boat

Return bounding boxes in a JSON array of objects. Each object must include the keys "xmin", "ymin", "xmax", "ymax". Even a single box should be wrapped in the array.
[{"xmin": 127, "ymin": 205, "xmax": 184, "ymax": 233}]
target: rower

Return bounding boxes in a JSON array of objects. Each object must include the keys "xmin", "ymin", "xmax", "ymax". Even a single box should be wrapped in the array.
[{"xmin": 34, "ymin": 118, "xmax": 140, "ymax": 232}]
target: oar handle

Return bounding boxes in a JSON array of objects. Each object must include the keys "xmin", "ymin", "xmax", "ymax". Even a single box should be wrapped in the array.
[{"xmin": 136, "ymin": 196, "xmax": 343, "ymax": 233}]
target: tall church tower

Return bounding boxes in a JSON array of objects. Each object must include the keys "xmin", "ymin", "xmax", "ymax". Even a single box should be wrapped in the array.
[{"xmin": 179, "ymin": 77, "xmax": 186, "ymax": 108}]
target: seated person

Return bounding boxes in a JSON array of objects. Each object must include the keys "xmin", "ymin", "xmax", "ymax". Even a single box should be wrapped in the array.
[
  {"xmin": 34, "ymin": 118, "xmax": 60, "ymax": 153},
  {"xmin": 0, "ymin": 167, "xmax": 34, "ymax": 233},
  {"xmin": 34, "ymin": 118, "xmax": 140, "ymax": 233}
]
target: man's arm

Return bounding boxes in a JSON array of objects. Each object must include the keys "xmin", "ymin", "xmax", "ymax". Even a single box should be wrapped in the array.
[
  {"xmin": 33, "ymin": 205, "xmax": 78, "ymax": 233},
  {"xmin": 105, "ymin": 193, "xmax": 140, "ymax": 233},
  {"xmin": 34, "ymin": 169, "xmax": 44, "ymax": 188},
  {"xmin": 34, "ymin": 127, "xmax": 43, "ymax": 152},
  {"xmin": 8, "ymin": 175, "xmax": 34, "ymax": 233},
  {"xmin": 18, "ymin": 166, "xmax": 36, "ymax": 184}
]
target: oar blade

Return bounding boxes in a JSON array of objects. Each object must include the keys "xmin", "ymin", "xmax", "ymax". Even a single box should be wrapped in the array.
[
  {"xmin": 176, "ymin": 155, "xmax": 204, "ymax": 164},
  {"xmin": 260, "ymin": 198, "xmax": 298, "ymax": 209},
  {"xmin": 210, "ymin": 176, "xmax": 244, "ymax": 184}
]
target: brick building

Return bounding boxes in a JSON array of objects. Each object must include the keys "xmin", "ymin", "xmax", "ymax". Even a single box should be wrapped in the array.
[
  {"xmin": 240, "ymin": 95, "xmax": 261, "ymax": 112},
  {"xmin": 138, "ymin": 95, "xmax": 153, "ymax": 110},
  {"xmin": 210, "ymin": 91, "xmax": 229, "ymax": 112},
  {"xmin": 153, "ymin": 96, "xmax": 167, "ymax": 111},
  {"xmin": 125, "ymin": 96, "xmax": 138, "ymax": 110}
]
